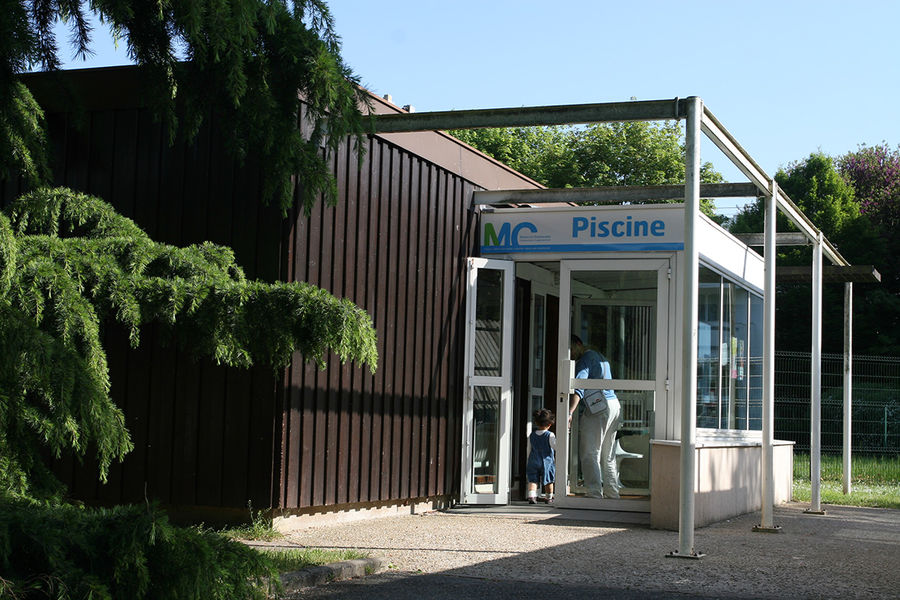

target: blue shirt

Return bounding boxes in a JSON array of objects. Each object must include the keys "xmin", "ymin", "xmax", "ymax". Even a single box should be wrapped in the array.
[{"xmin": 574, "ymin": 349, "xmax": 617, "ymax": 413}]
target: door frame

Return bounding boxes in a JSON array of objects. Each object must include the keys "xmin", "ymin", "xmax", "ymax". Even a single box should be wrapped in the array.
[
  {"xmin": 460, "ymin": 257, "xmax": 515, "ymax": 504},
  {"xmin": 554, "ymin": 258, "xmax": 671, "ymax": 508}
]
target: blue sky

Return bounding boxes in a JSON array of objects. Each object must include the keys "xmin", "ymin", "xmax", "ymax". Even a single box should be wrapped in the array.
[{"xmin": 59, "ymin": 1, "xmax": 899, "ymax": 215}]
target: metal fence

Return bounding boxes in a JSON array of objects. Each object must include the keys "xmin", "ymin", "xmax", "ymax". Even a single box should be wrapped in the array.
[{"xmin": 775, "ymin": 351, "xmax": 900, "ymax": 481}]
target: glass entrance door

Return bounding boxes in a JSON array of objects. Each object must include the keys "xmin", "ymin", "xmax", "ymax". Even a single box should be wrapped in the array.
[
  {"xmin": 460, "ymin": 258, "xmax": 514, "ymax": 504},
  {"xmin": 555, "ymin": 259, "xmax": 670, "ymax": 506}
]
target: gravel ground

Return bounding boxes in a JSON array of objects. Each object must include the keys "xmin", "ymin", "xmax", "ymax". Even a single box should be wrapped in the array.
[{"xmin": 279, "ymin": 502, "xmax": 899, "ymax": 599}]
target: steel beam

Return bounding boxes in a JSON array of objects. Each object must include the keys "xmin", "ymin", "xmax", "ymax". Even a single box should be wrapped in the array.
[
  {"xmin": 700, "ymin": 109, "xmax": 769, "ymax": 191},
  {"xmin": 473, "ymin": 183, "xmax": 759, "ymax": 206},
  {"xmin": 373, "ymin": 99, "xmax": 688, "ymax": 133},
  {"xmin": 775, "ymin": 265, "xmax": 881, "ymax": 284},
  {"xmin": 700, "ymin": 108, "xmax": 849, "ymax": 267},
  {"xmin": 733, "ymin": 232, "xmax": 810, "ymax": 247}
]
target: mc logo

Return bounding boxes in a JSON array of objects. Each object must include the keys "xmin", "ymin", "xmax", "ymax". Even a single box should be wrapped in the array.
[{"xmin": 483, "ymin": 221, "xmax": 537, "ymax": 247}]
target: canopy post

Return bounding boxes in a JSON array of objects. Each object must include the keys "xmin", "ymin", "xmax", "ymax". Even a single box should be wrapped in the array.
[
  {"xmin": 754, "ymin": 182, "xmax": 781, "ymax": 533},
  {"xmin": 806, "ymin": 231, "xmax": 826, "ymax": 515},
  {"xmin": 843, "ymin": 282, "xmax": 853, "ymax": 495},
  {"xmin": 668, "ymin": 96, "xmax": 704, "ymax": 559}
]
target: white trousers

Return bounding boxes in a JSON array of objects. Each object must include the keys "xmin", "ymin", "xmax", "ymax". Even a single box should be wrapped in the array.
[{"xmin": 579, "ymin": 398, "xmax": 621, "ymax": 498}]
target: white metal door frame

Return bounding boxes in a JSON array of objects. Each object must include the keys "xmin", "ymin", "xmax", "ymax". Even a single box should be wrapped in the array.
[
  {"xmin": 460, "ymin": 257, "xmax": 515, "ymax": 504},
  {"xmin": 554, "ymin": 258, "xmax": 671, "ymax": 509}
]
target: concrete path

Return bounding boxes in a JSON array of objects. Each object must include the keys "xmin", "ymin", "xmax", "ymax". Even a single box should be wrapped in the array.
[{"xmin": 282, "ymin": 502, "xmax": 899, "ymax": 599}]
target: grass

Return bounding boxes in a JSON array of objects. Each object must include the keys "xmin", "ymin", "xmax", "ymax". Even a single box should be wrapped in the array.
[
  {"xmin": 219, "ymin": 507, "xmax": 283, "ymax": 542},
  {"xmin": 792, "ymin": 453, "xmax": 900, "ymax": 509},
  {"xmin": 257, "ymin": 547, "xmax": 370, "ymax": 573},
  {"xmin": 216, "ymin": 506, "xmax": 369, "ymax": 573}
]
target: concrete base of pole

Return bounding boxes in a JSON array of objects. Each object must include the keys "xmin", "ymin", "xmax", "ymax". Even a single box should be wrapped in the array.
[
  {"xmin": 803, "ymin": 509, "xmax": 827, "ymax": 515},
  {"xmin": 666, "ymin": 551, "xmax": 706, "ymax": 560},
  {"xmin": 752, "ymin": 524, "xmax": 783, "ymax": 533}
]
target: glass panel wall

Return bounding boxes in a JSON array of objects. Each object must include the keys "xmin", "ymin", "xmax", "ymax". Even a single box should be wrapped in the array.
[
  {"xmin": 697, "ymin": 268, "xmax": 721, "ymax": 428},
  {"xmin": 472, "ymin": 386, "xmax": 501, "ymax": 494},
  {"xmin": 697, "ymin": 265, "xmax": 763, "ymax": 432},
  {"xmin": 531, "ymin": 293, "xmax": 545, "ymax": 415},
  {"xmin": 748, "ymin": 295, "xmax": 764, "ymax": 430},
  {"xmin": 473, "ymin": 269, "xmax": 504, "ymax": 377}
]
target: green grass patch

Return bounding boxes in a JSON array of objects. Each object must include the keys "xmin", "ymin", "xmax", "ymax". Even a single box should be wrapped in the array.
[
  {"xmin": 258, "ymin": 547, "xmax": 369, "ymax": 573},
  {"xmin": 219, "ymin": 509, "xmax": 283, "ymax": 542},
  {"xmin": 793, "ymin": 453, "xmax": 900, "ymax": 484},
  {"xmin": 792, "ymin": 479, "xmax": 900, "ymax": 509},
  {"xmin": 792, "ymin": 452, "xmax": 900, "ymax": 509}
]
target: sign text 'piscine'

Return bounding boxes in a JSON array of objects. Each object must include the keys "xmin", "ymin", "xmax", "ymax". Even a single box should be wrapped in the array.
[
  {"xmin": 480, "ymin": 206, "xmax": 685, "ymax": 254},
  {"xmin": 571, "ymin": 215, "xmax": 666, "ymax": 239}
]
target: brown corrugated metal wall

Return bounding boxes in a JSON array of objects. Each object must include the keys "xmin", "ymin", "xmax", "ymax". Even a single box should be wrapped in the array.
[
  {"xmin": 5, "ymin": 68, "xmax": 478, "ymax": 513},
  {"xmin": 280, "ymin": 132, "xmax": 476, "ymax": 508}
]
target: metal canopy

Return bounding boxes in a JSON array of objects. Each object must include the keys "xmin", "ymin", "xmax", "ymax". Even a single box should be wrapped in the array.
[
  {"xmin": 373, "ymin": 97, "xmax": 855, "ymax": 557},
  {"xmin": 374, "ymin": 99, "xmax": 848, "ymax": 267}
]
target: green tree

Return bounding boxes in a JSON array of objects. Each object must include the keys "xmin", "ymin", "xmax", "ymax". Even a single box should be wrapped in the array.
[
  {"xmin": 839, "ymin": 144, "xmax": 900, "ymax": 354},
  {"xmin": 0, "ymin": 0, "xmax": 370, "ymax": 214},
  {"xmin": 729, "ymin": 151, "xmax": 894, "ymax": 354},
  {"xmin": 451, "ymin": 120, "xmax": 725, "ymax": 220},
  {"xmin": 450, "ymin": 126, "xmax": 575, "ymax": 187},
  {"xmin": 0, "ymin": 187, "xmax": 377, "ymax": 500}
]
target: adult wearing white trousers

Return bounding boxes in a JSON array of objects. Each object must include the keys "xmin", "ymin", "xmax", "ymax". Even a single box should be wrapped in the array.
[{"xmin": 569, "ymin": 335, "xmax": 621, "ymax": 499}]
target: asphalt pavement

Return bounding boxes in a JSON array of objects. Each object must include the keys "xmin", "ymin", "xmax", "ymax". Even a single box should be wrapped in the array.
[{"xmin": 281, "ymin": 501, "xmax": 900, "ymax": 599}]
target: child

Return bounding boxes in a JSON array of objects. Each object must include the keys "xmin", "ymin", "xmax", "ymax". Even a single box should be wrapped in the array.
[{"xmin": 525, "ymin": 408, "xmax": 556, "ymax": 504}]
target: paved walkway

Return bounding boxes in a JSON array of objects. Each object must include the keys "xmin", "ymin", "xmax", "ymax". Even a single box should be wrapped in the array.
[{"xmin": 281, "ymin": 502, "xmax": 900, "ymax": 599}]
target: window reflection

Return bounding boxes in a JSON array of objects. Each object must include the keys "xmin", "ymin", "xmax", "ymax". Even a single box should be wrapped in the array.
[
  {"xmin": 474, "ymin": 269, "xmax": 504, "ymax": 377},
  {"xmin": 697, "ymin": 266, "xmax": 762, "ymax": 432}
]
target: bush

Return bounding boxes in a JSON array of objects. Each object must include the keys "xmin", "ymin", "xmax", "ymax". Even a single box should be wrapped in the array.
[{"xmin": 0, "ymin": 497, "xmax": 280, "ymax": 599}]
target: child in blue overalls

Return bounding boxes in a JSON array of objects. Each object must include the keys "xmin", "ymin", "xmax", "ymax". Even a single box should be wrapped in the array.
[{"xmin": 525, "ymin": 408, "xmax": 556, "ymax": 504}]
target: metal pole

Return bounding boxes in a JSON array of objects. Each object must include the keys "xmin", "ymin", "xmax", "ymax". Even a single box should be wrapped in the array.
[
  {"xmin": 807, "ymin": 232, "xmax": 825, "ymax": 514},
  {"xmin": 843, "ymin": 282, "xmax": 853, "ymax": 495},
  {"xmin": 669, "ymin": 97, "xmax": 703, "ymax": 559},
  {"xmin": 754, "ymin": 183, "xmax": 779, "ymax": 532}
]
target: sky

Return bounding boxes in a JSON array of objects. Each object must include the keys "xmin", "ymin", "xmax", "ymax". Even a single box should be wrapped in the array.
[{"xmin": 59, "ymin": 0, "xmax": 899, "ymax": 216}]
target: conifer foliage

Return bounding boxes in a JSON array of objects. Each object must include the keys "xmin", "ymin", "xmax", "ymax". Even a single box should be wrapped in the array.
[
  {"xmin": 0, "ymin": 187, "xmax": 378, "ymax": 499},
  {"xmin": 1, "ymin": 0, "xmax": 371, "ymax": 214},
  {"xmin": 0, "ymin": 498, "xmax": 281, "ymax": 599}
]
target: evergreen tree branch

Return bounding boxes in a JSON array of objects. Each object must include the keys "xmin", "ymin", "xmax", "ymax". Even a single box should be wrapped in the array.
[{"xmin": 1, "ymin": 187, "xmax": 377, "ymax": 498}]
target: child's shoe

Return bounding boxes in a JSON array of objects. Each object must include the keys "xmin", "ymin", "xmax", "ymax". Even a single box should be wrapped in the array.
[{"xmin": 528, "ymin": 497, "xmax": 537, "ymax": 504}]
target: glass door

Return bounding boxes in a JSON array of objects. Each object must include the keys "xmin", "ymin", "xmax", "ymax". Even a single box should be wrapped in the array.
[
  {"xmin": 528, "ymin": 292, "xmax": 547, "ymax": 434},
  {"xmin": 460, "ymin": 258, "xmax": 515, "ymax": 504},
  {"xmin": 555, "ymin": 259, "xmax": 670, "ymax": 507}
]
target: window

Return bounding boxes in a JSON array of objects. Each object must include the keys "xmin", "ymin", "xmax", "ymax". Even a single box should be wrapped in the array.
[{"xmin": 697, "ymin": 265, "xmax": 763, "ymax": 431}]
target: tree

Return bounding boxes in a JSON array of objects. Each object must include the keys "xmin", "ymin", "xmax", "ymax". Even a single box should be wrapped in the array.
[
  {"xmin": 839, "ymin": 144, "xmax": 900, "ymax": 229},
  {"xmin": 450, "ymin": 126, "xmax": 575, "ymax": 188},
  {"xmin": 1, "ymin": 0, "xmax": 370, "ymax": 214},
  {"xmin": 729, "ymin": 151, "xmax": 896, "ymax": 354},
  {"xmin": 839, "ymin": 144, "xmax": 900, "ymax": 354},
  {"xmin": 450, "ymin": 120, "xmax": 726, "ymax": 221},
  {"xmin": 0, "ymin": 187, "xmax": 377, "ymax": 499}
]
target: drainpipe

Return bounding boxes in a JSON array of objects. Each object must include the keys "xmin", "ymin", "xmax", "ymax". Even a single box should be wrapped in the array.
[
  {"xmin": 807, "ymin": 231, "xmax": 825, "ymax": 514},
  {"xmin": 669, "ymin": 96, "xmax": 703, "ymax": 559},
  {"xmin": 843, "ymin": 283, "xmax": 853, "ymax": 495}
]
